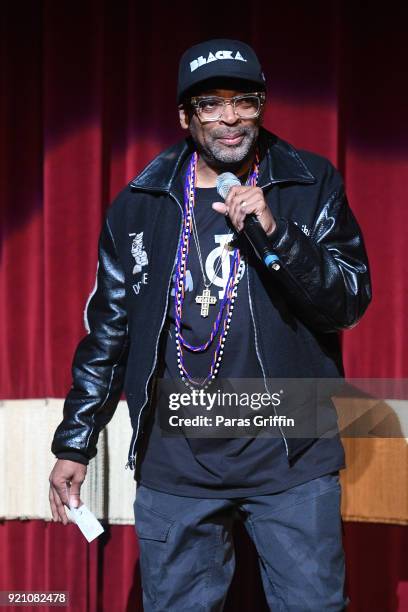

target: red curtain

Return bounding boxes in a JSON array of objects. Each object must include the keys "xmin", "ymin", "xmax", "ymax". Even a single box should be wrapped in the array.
[
  {"xmin": 1, "ymin": 1, "xmax": 408, "ymax": 610},
  {"xmin": 1, "ymin": 521, "xmax": 407, "ymax": 611}
]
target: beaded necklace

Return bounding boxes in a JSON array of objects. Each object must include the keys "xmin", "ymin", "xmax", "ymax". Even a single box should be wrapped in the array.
[{"xmin": 174, "ymin": 151, "xmax": 260, "ymax": 389}]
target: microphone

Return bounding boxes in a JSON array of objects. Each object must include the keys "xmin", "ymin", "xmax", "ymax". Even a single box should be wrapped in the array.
[{"xmin": 216, "ymin": 172, "xmax": 281, "ymax": 271}]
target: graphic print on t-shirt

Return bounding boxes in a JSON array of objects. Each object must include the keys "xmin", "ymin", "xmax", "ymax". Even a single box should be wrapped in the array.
[{"xmin": 171, "ymin": 233, "xmax": 246, "ymax": 301}]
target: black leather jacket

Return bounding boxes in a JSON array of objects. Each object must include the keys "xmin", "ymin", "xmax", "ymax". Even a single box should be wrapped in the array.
[{"xmin": 51, "ymin": 128, "xmax": 372, "ymax": 468}]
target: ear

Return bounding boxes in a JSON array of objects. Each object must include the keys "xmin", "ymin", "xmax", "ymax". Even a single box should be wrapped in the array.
[{"xmin": 178, "ymin": 105, "xmax": 190, "ymax": 130}]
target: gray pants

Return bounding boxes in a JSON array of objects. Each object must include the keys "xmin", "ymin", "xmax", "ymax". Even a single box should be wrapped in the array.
[{"xmin": 133, "ymin": 473, "xmax": 349, "ymax": 611}]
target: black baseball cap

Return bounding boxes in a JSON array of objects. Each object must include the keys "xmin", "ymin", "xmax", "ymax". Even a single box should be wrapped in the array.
[{"xmin": 177, "ymin": 38, "xmax": 266, "ymax": 103}]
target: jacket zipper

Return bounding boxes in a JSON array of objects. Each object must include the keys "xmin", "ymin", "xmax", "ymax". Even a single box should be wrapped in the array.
[
  {"xmin": 125, "ymin": 192, "xmax": 184, "ymax": 469},
  {"xmin": 246, "ymin": 260, "xmax": 289, "ymax": 457}
]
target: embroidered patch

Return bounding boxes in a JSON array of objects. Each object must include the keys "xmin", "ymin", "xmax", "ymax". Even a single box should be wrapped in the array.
[
  {"xmin": 129, "ymin": 232, "xmax": 148, "ymax": 274},
  {"xmin": 129, "ymin": 232, "xmax": 149, "ymax": 295}
]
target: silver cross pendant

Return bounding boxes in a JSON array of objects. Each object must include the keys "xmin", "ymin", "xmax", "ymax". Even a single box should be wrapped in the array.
[{"xmin": 195, "ymin": 288, "xmax": 217, "ymax": 317}]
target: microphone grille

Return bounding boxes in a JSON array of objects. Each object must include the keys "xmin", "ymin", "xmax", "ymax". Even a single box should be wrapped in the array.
[{"xmin": 216, "ymin": 172, "xmax": 241, "ymax": 200}]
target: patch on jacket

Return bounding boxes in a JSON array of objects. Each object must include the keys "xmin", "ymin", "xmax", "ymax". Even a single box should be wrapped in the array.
[{"xmin": 129, "ymin": 232, "xmax": 149, "ymax": 295}]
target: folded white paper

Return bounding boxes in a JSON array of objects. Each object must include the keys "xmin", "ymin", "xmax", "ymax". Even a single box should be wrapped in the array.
[{"xmin": 69, "ymin": 504, "xmax": 105, "ymax": 542}]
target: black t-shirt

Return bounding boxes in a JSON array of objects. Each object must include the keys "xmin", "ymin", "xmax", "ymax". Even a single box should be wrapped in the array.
[{"xmin": 136, "ymin": 187, "xmax": 345, "ymax": 497}]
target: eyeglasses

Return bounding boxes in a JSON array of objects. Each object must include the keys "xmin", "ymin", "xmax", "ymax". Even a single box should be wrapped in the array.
[{"xmin": 190, "ymin": 92, "xmax": 266, "ymax": 122}]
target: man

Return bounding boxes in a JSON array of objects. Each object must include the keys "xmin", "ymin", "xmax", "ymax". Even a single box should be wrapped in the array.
[{"xmin": 49, "ymin": 39, "xmax": 371, "ymax": 610}]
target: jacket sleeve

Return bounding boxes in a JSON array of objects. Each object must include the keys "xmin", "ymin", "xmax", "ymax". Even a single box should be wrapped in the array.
[
  {"xmin": 51, "ymin": 216, "xmax": 129, "ymax": 463},
  {"xmin": 268, "ymin": 177, "xmax": 372, "ymax": 333}
]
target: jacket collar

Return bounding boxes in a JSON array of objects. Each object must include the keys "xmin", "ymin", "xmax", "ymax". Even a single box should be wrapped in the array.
[{"xmin": 129, "ymin": 127, "xmax": 316, "ymax": 194}]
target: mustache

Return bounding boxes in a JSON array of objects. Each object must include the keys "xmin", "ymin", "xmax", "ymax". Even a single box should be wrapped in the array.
[{"xmin": 210, "ymin": 127, "xmax": 251, "ymax": 139}]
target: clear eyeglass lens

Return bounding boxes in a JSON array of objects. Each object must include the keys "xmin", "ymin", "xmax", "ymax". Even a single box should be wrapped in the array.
[
  {"xmin": 198, "ymin": 95, "xmax": 261, "ymax": 120},
  {"xmin": 198, "ymin": 99, "xmax": 224, "ymax": 118},
  {"xmin": 234, "ymin": 96, "xmax": 260, "ymax": 117}
]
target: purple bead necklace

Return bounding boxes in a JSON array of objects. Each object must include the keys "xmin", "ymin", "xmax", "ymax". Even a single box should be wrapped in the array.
[{"xmin": 174, "ymin": 151, "xmax": 260, "ymax": 389}]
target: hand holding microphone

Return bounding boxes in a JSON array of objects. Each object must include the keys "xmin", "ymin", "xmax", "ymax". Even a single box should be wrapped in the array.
[{"xmin": 213, "ymin": 172, "xmax": 281, "ymax": 270}]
